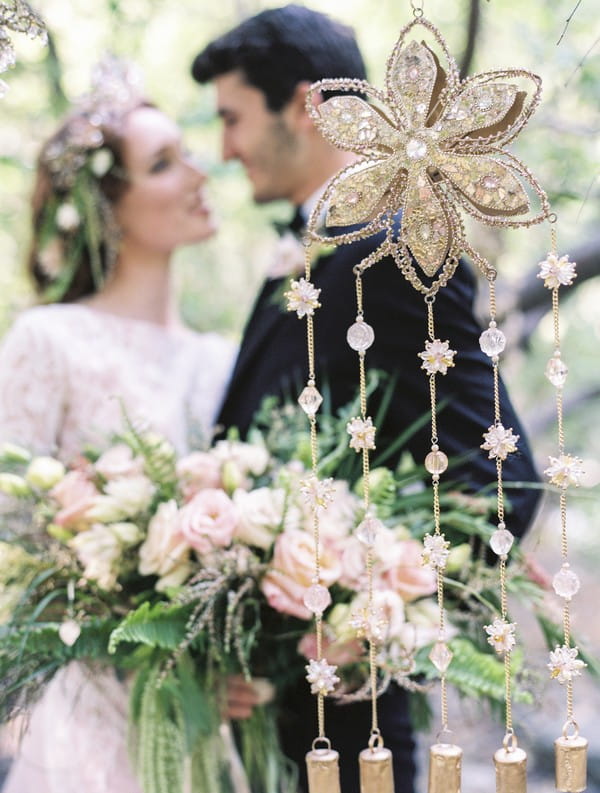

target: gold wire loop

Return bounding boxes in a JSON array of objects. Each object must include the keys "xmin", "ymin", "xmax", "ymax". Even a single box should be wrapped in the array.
[
  {"xmin": 548, "ymin": 212, "xmax": 558, "ymax": 224},
  {"xmin": 562, "ymin": 720, "xmax": 580, "ymax": 740},
  {"xmin": 502, "ymin": 731, "xmax": 518, "ymax": 753},
  {"xmin": 312, "ymin": 736, "xmax": 332, "ymax": 752},
  {"xmin": 368, "ymin": 729, "xmax": 383, "ymax": 750},
  {"xmin": 411, "ymin": 0, "xmax": 424, "ymax": 18}
]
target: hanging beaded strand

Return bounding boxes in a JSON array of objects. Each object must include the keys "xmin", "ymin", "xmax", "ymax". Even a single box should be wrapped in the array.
[
  {"xmin": 346, "ymin": 271, "xmax": 395, "ymax": 793},
  {"xmin": 286, "ymin": 241, "xmax": 342, "ymax": 793},
  {"xmin": 537, "ymin": 223, "xmax": 587, "ymax": 793},
  {"xmin": 478, "ymin": 274, "xmax": 527, "ymax": 791},
  {"xmin": 417, "ymin": 295, "xmax": 463, "ymax": 793}
]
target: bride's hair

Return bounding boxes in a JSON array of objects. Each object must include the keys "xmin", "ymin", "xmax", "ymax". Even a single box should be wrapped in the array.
[{"xmin": 28, "ymin": 99, "xmax": 153, "ymax": 304}]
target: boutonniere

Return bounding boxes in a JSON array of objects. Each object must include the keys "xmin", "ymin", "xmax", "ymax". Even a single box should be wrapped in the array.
[{"xmin": 267, "ymin": 233, "xmax": 336, "ymax": 311}]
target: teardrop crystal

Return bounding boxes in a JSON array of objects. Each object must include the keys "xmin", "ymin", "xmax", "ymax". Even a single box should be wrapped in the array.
[
  {"xmin": 347, "ymin": 320, "xmax": 375, "ymax": 352},
  {"xmin": 58, "ymin": 619, "xmax": 81, "ymax": 647},
  {"xmin": 298, "ymin": 385, "xmax": 323, "ymax": 417},
  {"xmin": 553, "ymin": 563, "xmax": 580, "ymax": 600},
  {"xmin": 429, "ymin": 640, "xmax": 453, "ymax": 673},
  {"xmin": 545, "ymin": 354, "xmax": 568, "ymax": 388},
  {"xmin": 490, "ymin": 528, "xmax": 514, "ymax": 557},
  {"xmin": 303, "ymin": 583, "xmax": 332, "ymax": 615},
  {"xmin": 479, "ymin": 325, "xmax": 506, "ymax": 357},
  {"xmin": 355, "ymin": 515, "xmax": 384, "ymax": 547}
]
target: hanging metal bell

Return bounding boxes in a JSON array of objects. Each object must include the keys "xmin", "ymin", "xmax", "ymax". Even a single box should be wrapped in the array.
[
  {"xmin": 555, "ymin": 722, "xmax": 588, "ymax": 792},
  {"xmin": 494, "ymin": 732, "xmax": 527, "ymax": 793},
  {"xmin": 428, "ymin": 742, "xmax": 462, "ymax": 793},
  {"xmin": 359, "ymin": 732, "xmax": 395, "ymax": 793},
  {"xmin": 306, "ymin": 738, "xmax": 341, "ymax": 793}
]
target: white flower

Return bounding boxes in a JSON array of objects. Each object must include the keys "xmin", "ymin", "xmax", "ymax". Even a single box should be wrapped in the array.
[
  {"xmin": 86, "ymin": 475, "xmax": 155, "ymax": 522},
  {"xmin": 0, "ymin": 473, "xmax": 30, "ymax": 497},
  {"xmin": 346, "ymin": 416, "xmax": 376, "ymax": 452},
  {"xmin": 305, "ymin": 658, "xmax": 340, "ymax": 695},
  {"xmin": 70, "ymin": 524, "xmax": 122, "ymax": 591},
  {"xmin": 56, "ymin": 202, "xmax": 80, "ymax": 232},
  {"xmin": 37, "ymin": 238, "xmax": 65, "ymax": 278},
  {"xmin": 421, "ymin": 533, "xmax": 450, "ymax": 570},
  {"xmin": 232, "ymin": 487, "xmax": 286, "ymax": 550},
  {"xmin": 110, "ymin": 522, "xmax": 143, "ymax": 545},
  {"xmin": 537, "ymin": 253, "xmax": 577, "ymax": 289},
  {"xmin": 138, "ymin": 500, "xmax": 192, "ymax": 591},
  {"xmin": 284, "ymin": 277, "xmax": 321, "ymax": 318},
  {"xmin": 89, "ymin": 147, "xmax": 114, "ymax": 177},
  {"xmin": 268, "ymin": 232, "xmax": 306, "ymax": 279},
  {"xmin": 548, "ymin": 645, "xmax": 586, "ymax": 684},
  {"xmin": 212, "ymin": 440, "xmax": 270, "ymax": 480},
  {"xmin": 418, "ymin": 339, "xmax": 456, "ymax": 375},
  {"xmin": 25, "ymin": 456, "xmax": 65, "ymax": 490},
  {"xmin": 544, "ymin": 454, "xmax": 584, "ymax": 489},
  {"xmin": 300, "ymin": 475, "xmax": 336, "ymax": 511},
  {"xmin": 484, "ymin": 617, "xmax": 517, "ymax": 655},
  {"xmin": 481, "ymin": 423, "xmax": 520, "ymax": 460}
]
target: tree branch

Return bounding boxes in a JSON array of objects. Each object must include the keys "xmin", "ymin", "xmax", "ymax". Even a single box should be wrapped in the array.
[{"xmin": 459, "ymin": 0, "xmax": 481, "ymax": 80}]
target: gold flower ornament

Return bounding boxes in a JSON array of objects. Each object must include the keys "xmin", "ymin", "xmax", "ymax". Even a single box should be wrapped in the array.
[{"xmin": 305, "ymin": 18, "xmax": 551, "ymax": 290}]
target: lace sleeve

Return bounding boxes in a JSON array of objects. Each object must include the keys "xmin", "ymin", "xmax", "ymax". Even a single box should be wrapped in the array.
[{"xmin": 0, "ymin": 311, "xmax": 68, "ymax": 455}]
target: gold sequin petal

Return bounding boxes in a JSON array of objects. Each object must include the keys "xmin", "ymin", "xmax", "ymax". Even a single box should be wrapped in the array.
[
  {"xmin": 326, "ymin": 155, "xmax": 404, "ymax": 227},
  {"xmin": 316, "ymin": 95, "xmax": 402, "ymax": 155},
  {"xmin": 387, "ymin": 40, "xmax": 441, "ymax": 128},
  {"xmin": 439, "ymin": 82, "xmax": 518, "ymax": 141},
  {"xmin": 436, "ymin": 152, "xmax": 530, "ymax": 217},
  {"xmin": 403, "ymin": 172, "xmax": 450, "ymax": 277}
]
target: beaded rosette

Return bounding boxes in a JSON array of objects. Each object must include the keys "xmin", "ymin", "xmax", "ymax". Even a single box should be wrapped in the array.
[{"xmin": 286, "ymin": 8, "xmax": 587, "ymax": 793}]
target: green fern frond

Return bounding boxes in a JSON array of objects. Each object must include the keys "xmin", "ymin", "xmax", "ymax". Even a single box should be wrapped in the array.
[{"xmin": 108, "ymin": 601, "xmax": 191, "ymax": 654}]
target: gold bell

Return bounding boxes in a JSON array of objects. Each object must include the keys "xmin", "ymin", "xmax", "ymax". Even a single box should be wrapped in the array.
[
  {"xmin": 555, "ymin": 721, "xmax": 588, "ymax": 792},
  {"xmin": 359, "ymin": 731, "xmax": 395, "ymax": 793},
  {"xmin": 494, "ymin": 732, "xmax": 527, "ymax": 793},
  {"xmin": 306, "ymin": 738, "xmax": 341, "ymax": 793},
  {"xmin": 428, "ymin": 742, "xmax": 462, "ymax": 793}
]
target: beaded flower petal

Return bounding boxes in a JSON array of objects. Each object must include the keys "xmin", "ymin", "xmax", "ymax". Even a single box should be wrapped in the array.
[{"xmin": 306, "ymin": 17, "xmax": 550, "ymax": 285}]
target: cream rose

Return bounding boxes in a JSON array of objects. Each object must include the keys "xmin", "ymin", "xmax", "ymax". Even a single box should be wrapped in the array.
[
  {"xmin": 138, "ymin": 500, "xmax": 192, "ymax": 591},
  {"xmin": 261, "ymin": 529, "xmax": 342, "ymax": 619},
  {"xmin": 94, "ymin": 444, "xmax": 145, "ymax": 480},
  {"xmin": 25, "ymin": 456, "xmax": 66, "ymax": 490},
  {"xmin": 379, "ymin": 537, "xmax": 437, "ymax": 602},
  {"xmin": 176, "ymin": 452, "xmax": 222, "ymax": 500},
  {"xmin": 51, "ymin": 471, "xmax": 99, "ymax": 529},
  {"xmin": 87, "ymin": 475, "xmax": 155, "ymax": 522},
  {"xmin": 232, "ymin": 487, "xmax": 285, "ymax": 550},
  {"xmin": 213, "ymin": 440, "xmax": 270, "ymax": 483},
  {"xmin": 70, "ymin": 524, "xmax": 122, "ymax": 590},
  {"xmin": 177, "ymin": 488, "xmax": 238, "ymax": 554}
]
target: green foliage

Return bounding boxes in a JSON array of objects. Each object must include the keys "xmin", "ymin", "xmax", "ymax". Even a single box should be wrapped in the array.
[{"xmin": 108, "ymin": 601, "xmax": 191, "ymax": 654}]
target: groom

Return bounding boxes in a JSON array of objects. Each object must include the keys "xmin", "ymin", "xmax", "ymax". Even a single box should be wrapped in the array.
[{"xmin": 192, "ymin": 6, "xmax": 540, "ymax": 793}]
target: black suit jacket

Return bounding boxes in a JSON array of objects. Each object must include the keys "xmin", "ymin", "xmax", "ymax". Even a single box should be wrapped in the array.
[{"xmin": 218, "ymin": 230, "xmax": 540, "ymax": 537}]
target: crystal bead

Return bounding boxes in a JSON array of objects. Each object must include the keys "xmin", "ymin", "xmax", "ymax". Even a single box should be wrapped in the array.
[
  {"xmin": 406, "ymin": 138, "xmax": 427, "ymax": 160},
  {"xmin": 481, "ymin": 174, "xmax": 499, "ymax": 190},
  {"xmin": 303, "ymin": 583, "xmax": 332, "ymax": 615},
  {"xmin": 490, "ymin": 527, "xmax": 514, "ymax": 557},
  {"xmin": 425, "ymin": 449, "xmax": 448, "ymax": 475},
  {"xmin": 58, "ymin": 619, "xmax": 81, "ymax": 646},
  {"xmin": 298, "ymin": 385, "xmax": 323, "ymax": 417},
  {"xmin": 479, "ymin": 325, "xmax": 506, "ymax": 357},
  {"xmin": 429, "ymin": 640, "xmax": 453, "ymax": 673},
  {"xmin": 347, "ymin": 319, "xmax": 375, "ymax": 352},
  {"xmin": 552, "ymin": 563, "xmax": 580, "ymax": 600},
  {"xmin": 346, "ymin": 191, "xmax": 361, "ymax": 206},
  {"xmin": 355, "ymin": 515, "xmax": 384, "ymax": 546},
  {"xmin": 545, "ymin": 354, "xmax": 568, "ymax": 388}
]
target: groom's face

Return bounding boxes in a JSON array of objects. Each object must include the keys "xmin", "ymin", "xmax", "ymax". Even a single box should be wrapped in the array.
[{"xmin": 215, "ymin": 70, "xmax": 303, "ymax": 204}]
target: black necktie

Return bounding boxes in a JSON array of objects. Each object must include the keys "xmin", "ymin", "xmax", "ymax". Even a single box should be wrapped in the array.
[{"xmin": 288, "ymin": 206, "xmax": 305, "ymax": 234}]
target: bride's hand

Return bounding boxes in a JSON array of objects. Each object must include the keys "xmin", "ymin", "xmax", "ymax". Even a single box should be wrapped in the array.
[{"xmin": 225, "ymin": 675, "xmax": 275, "ymax": 720}]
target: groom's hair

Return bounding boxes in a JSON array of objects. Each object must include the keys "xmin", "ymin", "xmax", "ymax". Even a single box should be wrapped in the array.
[{"xmin": 191, "ymin": 4, "xmax": 366, "ymax": 112}]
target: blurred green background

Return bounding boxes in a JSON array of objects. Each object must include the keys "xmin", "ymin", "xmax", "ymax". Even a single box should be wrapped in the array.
[{"xmin": 1, "ymin": 0, "xmax": 598, "ymax": 491}]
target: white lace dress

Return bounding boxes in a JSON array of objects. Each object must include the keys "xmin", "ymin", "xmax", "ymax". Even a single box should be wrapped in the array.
[{"xmin": 0, "ymin": 303, "xmax": 236, "ymax": 793}]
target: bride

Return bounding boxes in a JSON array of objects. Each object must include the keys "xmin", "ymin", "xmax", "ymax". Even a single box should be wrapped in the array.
[{"xmin": 0, "ymin": 61, "xmax": 257, "ymax": 793}]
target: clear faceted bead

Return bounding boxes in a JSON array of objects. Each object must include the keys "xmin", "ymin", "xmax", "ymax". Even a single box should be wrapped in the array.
[
  {"xmin": 545, "ymin": 354, "xmax": 568, "ymax": 388},
  {"xmin": 429, "ymin": 640, "xmax": 453, "ymax": 673},
  {"xmin": 298, "ymin": 385, "xmax": 323, "ymax": 417},
  {"xmin": 552, "ymin": 563, "xmax": 580, "ymax": 600},
  {"xmin": 303, "ymin": 584, "xmax": 332, "ymax": 615},
  {"xmin": 406, "ymin": 138, "xmax": 427, "ymax": 160},
  {"xmin": 425, "ymin": 449, "xmax": 448, "ymax": 475},
  {"xmin": 479, "ymin": 325, "xmax": 506, "ymax": 357},
  {"xmin": 490, "ymin": 527, "xmax": 514, "ymax": 557},
  {"xmin": 355, "ymin": 515, "xmax": 384, "ymax": 547},
  {"xmin": 347, "ymin": 320, "xmax": 375, "ymax": 352}
]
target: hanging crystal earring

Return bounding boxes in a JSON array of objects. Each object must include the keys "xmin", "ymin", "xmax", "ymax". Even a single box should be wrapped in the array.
[{"xmin": 58, "ymin": 578, "xmax": 81, "ymax": 646}]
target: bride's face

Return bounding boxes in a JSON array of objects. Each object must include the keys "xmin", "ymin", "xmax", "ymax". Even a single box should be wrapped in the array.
[{"xmin": 115, "ymin": 107, "xmax": 216, "ymax": 253}]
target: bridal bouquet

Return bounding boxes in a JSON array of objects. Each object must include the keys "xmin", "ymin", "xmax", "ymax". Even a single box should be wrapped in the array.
[{"xmin": 0, "ymin": 394, "xmax": 571, "ymax": 793}]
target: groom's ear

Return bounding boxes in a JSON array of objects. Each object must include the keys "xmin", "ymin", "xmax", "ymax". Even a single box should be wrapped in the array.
[{"xmin": 284, "ymin": 81, "xmax": 317, "ymax": 132}]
